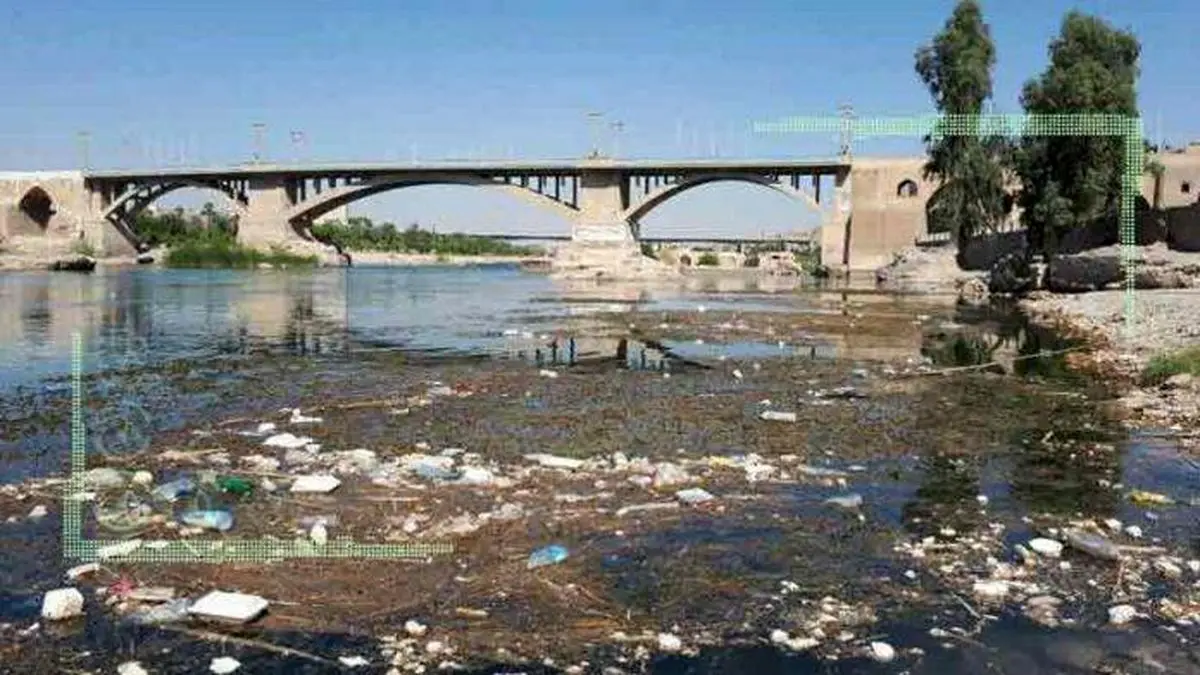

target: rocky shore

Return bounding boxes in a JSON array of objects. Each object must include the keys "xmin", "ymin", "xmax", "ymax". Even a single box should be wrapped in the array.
[{"xmin": 874, "ymin": 241, "xmax": 1200, "ymax": 440}]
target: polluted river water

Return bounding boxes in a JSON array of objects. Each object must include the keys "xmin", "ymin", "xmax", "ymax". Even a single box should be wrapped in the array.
[{"xmin": 0, "ymin": 265, "xmax": 1199, "ymax": 674}]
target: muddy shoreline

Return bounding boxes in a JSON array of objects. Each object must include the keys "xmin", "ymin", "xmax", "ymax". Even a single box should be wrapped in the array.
[{"xmin": 2, "ymin": 298, "xmax": 1200, "ymax": 673}]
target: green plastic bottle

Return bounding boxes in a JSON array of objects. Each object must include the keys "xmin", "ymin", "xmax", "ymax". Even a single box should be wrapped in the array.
[{"xmin": 215, "ymin": 476, "xmax": 254, "ymax": 496}]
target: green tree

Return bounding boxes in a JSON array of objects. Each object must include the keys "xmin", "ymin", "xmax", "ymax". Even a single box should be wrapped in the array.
[
  {"xmin": 914, "ymin": 0, "xmax": 1011, "ymax": 258},
  {"xmin": 1014, "ymin": 11, "xmax": 1140, "ymax": 260}
]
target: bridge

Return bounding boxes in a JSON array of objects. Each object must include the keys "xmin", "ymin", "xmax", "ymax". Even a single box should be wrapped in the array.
[{"xmin": 0, "ymin": 155, "xmax": 951, "ymax": 270}]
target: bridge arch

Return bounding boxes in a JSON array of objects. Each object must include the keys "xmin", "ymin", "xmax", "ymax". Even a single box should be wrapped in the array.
[
  {"xmin": 285, "ymin": 173, "xmax": 580, "ymax": 229},
  {"xmin": 16, "ymin": 186, "xmax": 56, "ymax": 232},
  {"xmin": 622, "ymin": 173, "xmax": 824, "ymax": 227},
  {"xmin": 102, "ymin": 179, "xmax": 249, "ymax": 223}
]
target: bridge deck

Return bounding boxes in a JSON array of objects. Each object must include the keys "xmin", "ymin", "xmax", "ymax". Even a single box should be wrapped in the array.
[{"xmin": 82, "ymin": 157, "xmax": 851, "ymax": 181}]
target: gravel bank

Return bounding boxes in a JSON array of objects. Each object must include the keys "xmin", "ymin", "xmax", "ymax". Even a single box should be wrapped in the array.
[{"xmin": 1022, "ymin": 289, "xmax": 1200, "ymax": 436}]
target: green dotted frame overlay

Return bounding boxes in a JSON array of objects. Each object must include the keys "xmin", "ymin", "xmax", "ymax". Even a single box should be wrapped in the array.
[
  {"xmin": 754, "ymin": 113, "xmax": 1142, "ymax": 335},
  {"xmin": 64, "ymin": 332, "xmax": 455, "ymax": 563}
]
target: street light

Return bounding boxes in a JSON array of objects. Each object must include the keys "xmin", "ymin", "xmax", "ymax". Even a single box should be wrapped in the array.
[
  {"xmin": 289, "ymin": 130, "xmax": 305, "ymax": 163},
  {"xmin": 252, "ymin": 122, "xmax": 266, "ymax": 164},
  {"xmin": 586, "ymin": 111, "xmax": 604, "ymax": 158},
  {"xmin": 610, "ymin": 121, "xmax": 625, "ymax": 158}
]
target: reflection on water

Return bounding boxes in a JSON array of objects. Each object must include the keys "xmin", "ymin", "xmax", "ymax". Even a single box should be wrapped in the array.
[{"xmin": 0, "ymin": 266, "xmax": 943, "ymax": 392}]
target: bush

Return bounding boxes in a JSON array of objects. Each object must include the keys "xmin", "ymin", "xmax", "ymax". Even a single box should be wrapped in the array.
[
  {"xmin": 696, "ymin": 252, "xmax": 720, "ymax": 267},
  {"xmin": 743, "ymin": 253, "xmax": 760, "ymax": 268},
  {"xmin": 1141, "ymin": 346, "xmax": 1200, "ymax": 386},
  {"xmin": 164, "ymin": 238, "xmax": 317, "ymax": 269}
]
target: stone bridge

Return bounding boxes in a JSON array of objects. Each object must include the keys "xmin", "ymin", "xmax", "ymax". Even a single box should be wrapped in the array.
[{"xmin": 2, "ymin": 150, "xmax": 1199, "ymax": 270}]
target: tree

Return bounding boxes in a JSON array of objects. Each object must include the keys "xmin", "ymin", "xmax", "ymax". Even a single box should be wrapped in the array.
[
  {"xmin": 914, "ymin": 0, "xmax": 1010, "ymax": 256},
  {"xmin": 1014, "ymin": 11, "xmax": 1140, "ymax": 259}
]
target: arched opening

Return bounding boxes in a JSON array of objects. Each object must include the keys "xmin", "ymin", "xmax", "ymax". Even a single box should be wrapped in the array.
[
  {"xmin": 298, "ymin": 183, "xmax": 573, "ymax": 260},
  {"xmin": 114, "ymin": 185, "xmax": 247, "ymax": 248},
  {"xmin": 896, "ymin": 179, "xmax": 919, "ymax": 198},
  {"xmin": 18, "ymin": 186, "xmax": 55, "ymax": 231},
  {"xmin": 633, "ymin": 180, "xmax": 824, "ymax": 268}
]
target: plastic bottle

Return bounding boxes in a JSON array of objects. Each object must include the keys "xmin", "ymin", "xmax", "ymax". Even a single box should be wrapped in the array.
[
  {"xmin": 152, "ymin": 477, "xmax": 195, "ymax": 502},
  {"xmin": 215, "ymin": 476, "xmax": 254, "ymax": 496},
  {"xmin": 178, "ymin": 509, "xmax": 234, "ymax": 532},
  {"xmin": 526, "ymin": 544, "xmax": 569, "ymax": 569}
]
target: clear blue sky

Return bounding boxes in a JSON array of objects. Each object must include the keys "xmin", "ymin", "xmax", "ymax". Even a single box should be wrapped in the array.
[{"xmin": 1, "ymin": 0, "xmax": 1195, "ymax": 237}]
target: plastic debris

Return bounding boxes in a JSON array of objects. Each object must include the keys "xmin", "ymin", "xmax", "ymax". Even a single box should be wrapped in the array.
[
  {"xmin": 66, "ymin": 562, "xmax": 100, "ymax": 581},
  {"xmin": 97, "ymin": 539, "xmax": 143, "ymax": 560},
  {"xmin": 210, "ymin": 656, "xmax": 242, "ymax": 674},
  {"xmin": 676, "ymin": 487, "xmax": 716, "ymax": 504},
  {"xmin": 657, "ymin": 633, "xmax": 683, "ymax": 652},
  {"xmin": 153, "ymin": 477, "xmax": 196, "ymax": 502},
  {"xmin": 1063, "ymin": 528, "xmax": 1122, "ymax": 561},
  {"xmin": 84, "ymin": 467, "xmax": 127, "ymax": 489},
  {"xmin": 41, "ymin": 588, "xmax": 84, "ymax": 621},
  {"xmin": 824, "ymin": 493, "xmax": 864, "ymax": 508},
  {"xmin": 128, "ymin": 598, "xmax": 191, "ymax": 626},
  {"xmin": 262, "ymin": 433, "xmax": 313, "ymax": 449},
  {"xmin": 527, "ymin": 544, "xmax": 569, "ymax": 569},
  {"xmin": 868, "ymin": 641, "xmax": 896, "ymax": 663},
  {"xmin": 127, "ymin": 586, "xmax": 176, "ymax": 603},
  {"xmin": 290, "ymin": 475, "xmax": 341, "ymax": 493},
  {"xmin": 179, "ymin": 509, "xmax": 234, "ymax": 532},
  {"xmin": 117, "ymin": 662, "xmax": 150, "ymax": 675},
  {"xmin": 524, "ymin": 453, "xmax": 585, "ymax": 470},
  {"xmin": 310, "ymin": 520, "xmax": 328, "ymax": 546},
  {"xmin": 1128, "ymin": 489, "xmax": 1174, "ymax": 506},
  {"xmin": 760, "ymin": 410, "xmax": 797, "ymax": 422},
  {"xmin": 189, "ymin": 591, "xmax": 269, "ymax": 624},
  {"xmin": 1028, "ymin": 538, "xmax": 1064, "ymax": 558},
  {"xmin": 1108, "ymin": 604, "xmax": 1137, "ymax": 625},
  {"xmin": 215, "ymin": 476, "xmax": 254, "ymax": 496}
]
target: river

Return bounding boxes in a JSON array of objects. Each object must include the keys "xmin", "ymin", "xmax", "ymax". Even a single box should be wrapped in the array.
[{"xmin": 1, "ymin": 264, "xmax": 1198, "ymax": 674}]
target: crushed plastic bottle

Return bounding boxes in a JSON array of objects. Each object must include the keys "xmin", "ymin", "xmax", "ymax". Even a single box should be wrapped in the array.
[
  {"xmin": 526, "ymin": 544, "xmax": 569, "ymax": 569},
  {"xmin": 127, "ymin": 598, "xmax": 191, "ymax": 625},
  {"xmin": 215, "ymin": 476, "xmax": 254, "ymax": 496},
  {"xmin": 152, "ymin": 477, "xmax": 195, "ymax": 503},
  {"xmin": 178, "ymin": 509, "xmax": 234, "ymax": 532}
]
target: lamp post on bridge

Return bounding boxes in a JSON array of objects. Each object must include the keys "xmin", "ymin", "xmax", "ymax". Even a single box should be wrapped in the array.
[
  {"xmin": 586, "ymin": 111, "xmax": 604, "ymax": 158},
  {"xmin": 289, "ymin": 130, "xmax": 305, "ymax": 164},
  {"xmin": 251, "ymin": 122, "xmax": 266, "ymax": 164},
  {"xmin": 610, "ymin": 120, "xmax": 624, "ymax": 158}
]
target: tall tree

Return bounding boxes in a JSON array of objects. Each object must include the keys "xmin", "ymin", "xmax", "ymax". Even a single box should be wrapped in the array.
[
  {"xmin": 1014, "ymin": 11, "xmax": 1140, "ymax": 259},
  {"xmin": 914, "ymin": 0, "xmax": 1010, "ymax": 256}
]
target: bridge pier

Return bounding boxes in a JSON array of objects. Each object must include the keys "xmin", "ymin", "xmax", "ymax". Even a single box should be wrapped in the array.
[{"xmin": 819, "ymin": 167, "xmax": 852, "ymax": 272}]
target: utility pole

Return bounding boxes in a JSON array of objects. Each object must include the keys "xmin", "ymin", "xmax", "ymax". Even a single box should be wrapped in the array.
[{"xmin": 251, "ymin": 122, "xmax": 266, "ymax": 164}]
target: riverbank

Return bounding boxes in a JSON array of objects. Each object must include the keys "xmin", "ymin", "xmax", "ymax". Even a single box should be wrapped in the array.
[
  {"xmin": 3, "ymin": 288, "xmax": 1200, "ymax": 673},
  {"xmin": 348, "ymin": 251, "xmax": 547, "ymax": 267},
  {"xmin": 1021, "ymin": 289, "xmax": 1200, "ymax": 437}
]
